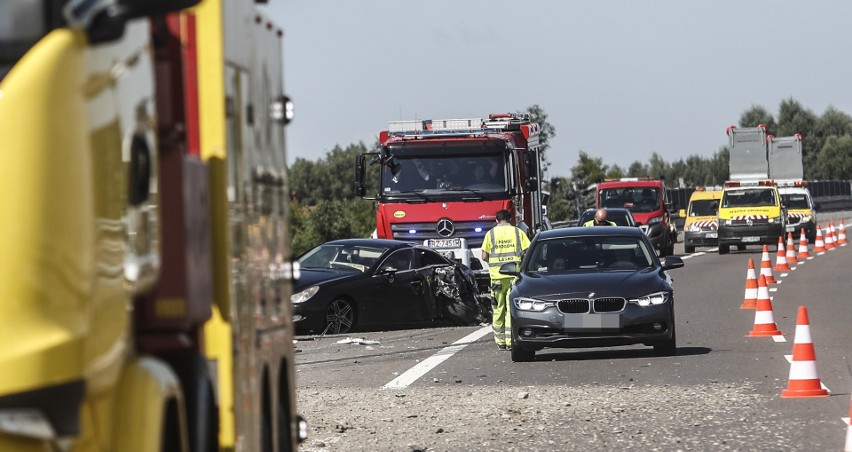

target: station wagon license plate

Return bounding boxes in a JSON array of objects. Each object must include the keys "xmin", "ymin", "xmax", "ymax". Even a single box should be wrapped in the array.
[
  {"xmin": 705, "ymin": 232, "xmax": 717, "ymax": 239},
  {"xmin": 428, "ymin": 238, "xmax": 461, "ymax": 249},
  {"xmin": 563, "ymin": 314, "xmax": 621, "ymax": 332},
  {"xmin": 742, "ymin": 236, "xmax": 760, "ymax": 243}
]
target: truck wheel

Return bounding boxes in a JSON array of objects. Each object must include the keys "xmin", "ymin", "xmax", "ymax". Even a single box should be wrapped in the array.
[
  {"xmin": 719, "ymin": 245, "xmax": 729, "ymax": 255},
  {"xmin": 684, "ymin": 244, "xmax": 695, "ymax": 254}
]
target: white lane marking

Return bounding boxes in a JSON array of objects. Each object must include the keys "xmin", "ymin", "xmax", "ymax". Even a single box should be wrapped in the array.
[
  {"xmin": 783, "ymin": 354, "xmax": 830, "ymax": 392},
  {"xmin": 773, "ymin": 335, "xmax": 787, "ymax": 343},
  {"xmin": 383, "ymin": 326, "xmax": 491, "ymax": 390}
]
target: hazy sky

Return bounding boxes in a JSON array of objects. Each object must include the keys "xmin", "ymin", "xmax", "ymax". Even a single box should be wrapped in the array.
[{"xmin": 261, "ymin": 1, "xmax": 852, "ymax": 178}]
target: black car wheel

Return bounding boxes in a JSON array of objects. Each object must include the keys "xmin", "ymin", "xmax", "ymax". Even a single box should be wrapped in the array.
[
  {"xmin": 653, "ymin": 321, "xmax": 677, "ymax": 356},
  {"xmin": 684, "ymin": 244, "xmax": 695, "ymax": 254},
  {"xmin": 324, "ymin": 298, "xmax": 355, "ymax": 334},
  {"xmin": 718, "ymin": 245, "xmax": 729, "ymax": 255},
  {"xmin": 510, "ymin": 344, "xmax": 535, "ymax": 362}
]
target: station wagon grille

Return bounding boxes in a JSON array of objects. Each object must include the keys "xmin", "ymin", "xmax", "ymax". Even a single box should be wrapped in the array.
[
  {"xmin": 557, "ymin": 299, "xmax": 589, "ymax": 314},
  {"xmin": 557, "ymin": 297, "xmax": 626, "ymax": 314},
  {"xmin": 594, "ymin": 297, "xmax": 626, "ymax": 312}
]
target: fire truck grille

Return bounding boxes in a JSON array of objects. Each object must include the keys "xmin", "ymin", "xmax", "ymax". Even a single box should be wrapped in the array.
[{"xmin": 391, "ymin": 221, "xmax": 493, "ymax": 248}]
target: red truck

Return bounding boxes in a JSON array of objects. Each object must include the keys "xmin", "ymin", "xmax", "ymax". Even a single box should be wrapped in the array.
[
  {"xmin": 596, "ymin": 178, "xmax": 677, "ymax": 256},
  {"xmin": 355, "ymin": 113, "xmax": 549, "ymax": 292}
]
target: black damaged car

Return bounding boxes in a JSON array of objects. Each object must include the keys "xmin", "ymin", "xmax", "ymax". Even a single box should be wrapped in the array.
[
  {"xmin": 292, "ymin": 239, "xmax": 488, "ymax": 335},
  {"xmin": 500, "ymin": 227, "xmax": 684, "ymax": 362}
]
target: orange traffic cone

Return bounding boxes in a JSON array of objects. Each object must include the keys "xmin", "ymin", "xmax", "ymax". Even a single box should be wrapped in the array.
[
  {"xmin": 781, "ymin": 306, "xmax": 828, "ymax": 398},
  {"xmin": 813, "ymin": 226, "xmax": 826, "ymax": 253},
  {"xmin": 741, "ymin": 259, "xmax": 758, "ymax": 309},
  {"xmin": 825, "ymin": 222, "xmax": 836, "ymax": 249},
  {"xmin": 829, "ymin": 222, "xmax": 838, "ymax": 249},
  {"xmin": 845, "ymin": 395, "xmax": 852, "ymax": 451},
  {"xmin": 748, "ymin": 275, "xmax": 782, "ymax": 337},
  {"xmin": 760, "ymin": 245, "xmax": 777, "ymax": 284},
  {"xmin": 797, "ymin": 229, "xmax": 811, "ymax": 259},
  {"xmin": 786, "ymin": 232, "xmax": 798, "ymax": 265},
  {"xmin": 839, "ymin": 220, "xmax": 848, "ymax": 245},
  {"xmin": 775, "ymin": 236, "xmax": 791, "ymax": 271}
]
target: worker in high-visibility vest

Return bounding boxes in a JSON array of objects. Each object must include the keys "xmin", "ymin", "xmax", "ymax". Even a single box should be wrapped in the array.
[
  {"xmin": 481, "ymin": 209, "xmax": 530, "ymax": 350},
  {"xmin": 584, "ymin": 208, "xmax": 616, "ymax": 227}
]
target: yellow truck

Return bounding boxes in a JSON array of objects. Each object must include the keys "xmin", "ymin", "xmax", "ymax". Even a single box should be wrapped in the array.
[
  {"xmin": 0, "ymin": 0, "xmax": 303, "ymax": 450},
  {"xmin": 679, "ymin": 187, "xmax": 723, "ymax": 253}
]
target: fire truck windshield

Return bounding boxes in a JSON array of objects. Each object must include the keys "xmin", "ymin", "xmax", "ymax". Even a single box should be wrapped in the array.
[
  {"xmin": 0, "ymin": 1, "xmax": 56, "ymax": 81},
  {"xmin": 382, "ymin": 154, "xmax": 507, "ymax": 195},
  {"xmin": 599, "ymin": 187, "xmax": 661, "ymax": 213}
]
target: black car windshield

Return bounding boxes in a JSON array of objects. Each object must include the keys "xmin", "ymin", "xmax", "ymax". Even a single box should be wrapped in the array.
[
  {"xmin": 781, "ymin": 194, "xmax": 810, "ymax": 209},
  {"xmin": 578, "ymin": 209, "xmax": 633, "ymax": 226},
  {"xmin": 688, "ymin": 199, "xmax": 719, "ymax": 216},
  {"xmin": 299, "ymin": 244, "xmax": 390, "ymax": 273},
  {"xmin": 722, "ymin": 188, "xmax": 777, "ymax": 208},
  {"xmin": 599, "ymin": 187, "xmax": 660, "ymax": 213},
  {"xmin": 381, "ymin": 152, "xmax": 507, "ymax": 194},
  {"xmin": 527, "ymin": 235, "xmax": 653, "ymax": 272}
]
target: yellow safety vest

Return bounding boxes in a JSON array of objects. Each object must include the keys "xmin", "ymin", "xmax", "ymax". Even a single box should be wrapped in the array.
[{"xmin": 483, "ymin": 224, "xmax": 530, "ymax": 279}]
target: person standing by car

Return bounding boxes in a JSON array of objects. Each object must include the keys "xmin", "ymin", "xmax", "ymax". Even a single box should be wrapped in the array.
[
  {"xmin": 584, "ymin": 208, "xmax": 616, "ymax": 226},
  {"xmin": 481, "ymin": 209, "xmax": 530, "ymax": 350}
]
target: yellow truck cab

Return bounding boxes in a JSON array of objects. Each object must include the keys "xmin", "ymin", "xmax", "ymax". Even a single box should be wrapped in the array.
[
  {"xmin": 778, "ymin": 180, "xmax": 818, "ymax": 242},
  {"xmin": 678, "ymin": 187, "xmax": 722, "ymax": 253},
  {"xmin": 717, "ymin": 180, "xmax": 786, "ymax": 254}
]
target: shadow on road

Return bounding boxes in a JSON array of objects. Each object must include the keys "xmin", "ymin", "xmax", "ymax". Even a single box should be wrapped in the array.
[{"xmin": 532, "ymin": 345, "xmax": 712, "ymax": 362}]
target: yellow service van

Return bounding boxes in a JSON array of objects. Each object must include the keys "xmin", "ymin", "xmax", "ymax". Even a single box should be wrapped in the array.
[
  {"xmin": 716, "ymin": 180, "xmax": 786, "ymax": 254},
  {"xmin": 679, "ymin": 187, "xmax": 723, "ymax": 253}
]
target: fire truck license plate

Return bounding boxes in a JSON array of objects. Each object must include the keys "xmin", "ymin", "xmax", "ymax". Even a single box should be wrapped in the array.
[{"xmin": 429, "ymin": 238, "xmax": 461, "ymax": 249}]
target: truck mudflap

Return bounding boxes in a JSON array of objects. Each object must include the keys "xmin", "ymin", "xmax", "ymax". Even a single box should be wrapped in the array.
[{"xmin": 431, "ymin": 266, "xmax": 491, "ymax": 325}]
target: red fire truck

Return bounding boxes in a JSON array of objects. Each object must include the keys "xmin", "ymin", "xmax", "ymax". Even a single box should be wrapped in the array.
[
  {"xmin": 355, "ymin": 113, "xmax": 549, "ymax": 292},
  {"xmin": 596, "ymin": 178, "xmax": 677, "ymax": 256}
]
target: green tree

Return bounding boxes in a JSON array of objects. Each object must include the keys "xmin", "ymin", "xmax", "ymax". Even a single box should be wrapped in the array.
[
  {"xmin": 813, "ymin": 135, "xmax": 852, "ymax": 180},
  {"xmin": 739, "ymin": 105, "xmax": 777, "ymax": 131},
  {"xmin": 518, "ymin": 105, "xmax": 556, "ymax": 175}
]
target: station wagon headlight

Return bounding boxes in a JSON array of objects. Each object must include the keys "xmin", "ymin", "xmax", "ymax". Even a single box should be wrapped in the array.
[
  {"xmin": 291, "ymin": 286, "xmax": 319, "ymax": 304},
  {"xmin": 687, "ymin": 223, "xmax": 701, "ymax": 232},
  {"xmin": 514, "ymin": 297, "xmax": 554, "ymax": 312},
  {"xmin": 629, "ymin": 291, "xmax": 669, "ymax": 307}
]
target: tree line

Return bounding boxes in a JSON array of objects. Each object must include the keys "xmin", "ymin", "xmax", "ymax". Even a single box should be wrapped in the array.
[{"xmin": 287, "ymin": 99, "xmax": 852, "ymax": 255}]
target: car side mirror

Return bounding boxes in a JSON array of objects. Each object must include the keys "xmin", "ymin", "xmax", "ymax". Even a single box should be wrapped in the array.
[
  {"xmin": 662, "ymin": 256, "xmax": 684, "ymax": 270},
  {"xmin": 498, "ymin": 262, "xmax": 520, "ymax": 276}
]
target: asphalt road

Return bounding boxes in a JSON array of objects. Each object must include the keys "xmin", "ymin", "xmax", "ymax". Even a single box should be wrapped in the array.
[{"xmin": 295, "ymin": 230, "xmax": 852, "ymax": 451}]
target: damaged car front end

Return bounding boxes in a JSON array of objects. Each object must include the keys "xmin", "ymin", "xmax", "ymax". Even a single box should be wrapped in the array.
[{"xmin": 292, "ymin": 239, "xmax": 489, "ymax": 335}]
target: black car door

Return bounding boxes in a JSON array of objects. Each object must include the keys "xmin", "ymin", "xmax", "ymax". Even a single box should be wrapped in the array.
[{"xmin": 362, "ymin": 249, "xmax": 430, "ymax": 324}]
